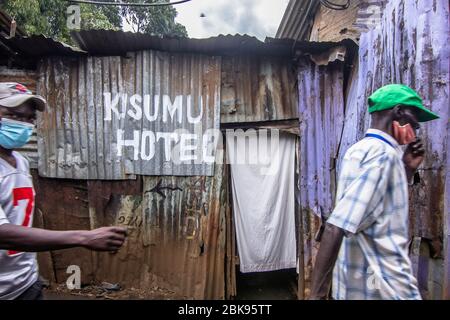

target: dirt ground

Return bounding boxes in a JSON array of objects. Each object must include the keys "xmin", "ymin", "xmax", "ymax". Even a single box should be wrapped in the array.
[
  {"xmin": 43, "ymin": 269, "xmax": 298, "ymax": 300},
  {"xmin": 235, "ymin": 269, "xmax": 298, "ymax": 300},
  {"xmin": 43, "ymin": 283, "xmax": 182, "ymax": 300}
]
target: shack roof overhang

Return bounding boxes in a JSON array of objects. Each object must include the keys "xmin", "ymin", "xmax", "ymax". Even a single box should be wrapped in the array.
[
  {"xmin": 70, "ymin": 29, "xmax": 355, "ymax": 58},
  {"xmin": 0, "ymin": 34, "xmax": 87, "ymax": 58},
  {"xmin": 0, "ymin": 29, "xmax": 357, "ymax": 70}
]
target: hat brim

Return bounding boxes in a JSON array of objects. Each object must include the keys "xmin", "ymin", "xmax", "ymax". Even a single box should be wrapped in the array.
[
  {"xmin": 414, "ymin": 105, "xmax": 440, "ymax": 122},
  {"xmin": 0, "ymin": 94, "xmax": 46, "ymax": 111}
]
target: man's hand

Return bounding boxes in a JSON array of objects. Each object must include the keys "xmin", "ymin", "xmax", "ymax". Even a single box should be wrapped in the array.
[
  {"xmin": 403, "ymin": 138, "xmax": 425, "ymax": 180},
  {"xmin": 81, "ymin": 227, "xmax": 127, "ymax": 252},
  {"xmin": 403, "ymin": 138, "xmax": 425, "ymax": 170}
]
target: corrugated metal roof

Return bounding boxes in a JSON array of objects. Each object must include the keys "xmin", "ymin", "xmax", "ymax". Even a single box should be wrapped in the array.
[
  {"xmin": 0, "ymin": 29, "xmax": 355, "ymax": 63},
  {"xmin": 276, "ymin": 0, "xmax": 320, "ymax": 41},
  {"xmin": 72, "ymin": 30, "xmax": 290, "ymax": 56},
  {"xmin": 0, "ymin": 34, "xmax": 86, "ymax": 57},
  {"xmin": 70, "ymin": 29, "xmax": 353, "ymax": 57}
]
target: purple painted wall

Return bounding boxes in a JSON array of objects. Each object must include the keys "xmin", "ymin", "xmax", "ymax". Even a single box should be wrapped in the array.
[{"xmin": 297, "ymin": 60, "xmax": 345, "ymax": 293}]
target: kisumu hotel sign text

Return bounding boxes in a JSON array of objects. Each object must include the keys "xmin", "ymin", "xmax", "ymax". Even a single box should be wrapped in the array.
[{"xmin": 103, "ymin": 93, "xmax": 219, "ymax": 164}]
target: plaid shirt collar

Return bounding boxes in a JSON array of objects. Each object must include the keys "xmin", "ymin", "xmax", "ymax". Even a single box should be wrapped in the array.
[{"xmin": 366, "ymin": 128, "xmax": 401, "ymax": 151}]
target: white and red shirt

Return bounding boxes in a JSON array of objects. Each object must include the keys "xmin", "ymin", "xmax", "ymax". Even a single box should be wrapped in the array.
[{"xmin": 0, "ymin": 151, "xmax": 38, "ymax": 299}]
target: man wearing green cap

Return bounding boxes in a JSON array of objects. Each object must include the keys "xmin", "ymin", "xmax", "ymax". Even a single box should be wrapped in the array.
[{"xmin": 310, "ymin": 84, "xmax": 440, "ymax": 300}]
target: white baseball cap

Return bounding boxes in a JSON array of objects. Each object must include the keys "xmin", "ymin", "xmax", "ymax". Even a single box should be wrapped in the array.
[{"xmin": 0, "ymin": 82, "xmax": 46, "ymax": 111}]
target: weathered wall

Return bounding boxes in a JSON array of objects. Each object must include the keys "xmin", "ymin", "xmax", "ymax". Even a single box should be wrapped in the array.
[
  {"xmin": 36, "ymin": 52, "xmax": 299, "ymax": 180},
  {"xmin": 37, "ymin": 52, "xmax": 222, "ymax": 179},
  {"xmin": 0, "ymin": 67, "xmax": 37, "ymax": 90},
  {"xmin": 33, "ymin": 160, "xmax": 228, "ymax": 299},
  {"xmin": 309, "ymin": 0, "xmax": 361, "ymax": 43},
  {"xmin": 220, "ymin": 55, "xmax": 298, "ymax": 123},
  {"xmin": 297, "ymin": 59, "xmax": 345, "ymax": 297},
  {"xmin": 309, "ymin": 0, "xmax": 388, "ymax": 43},
  {"xmin": 29, "ymin": 49, "xmax": 304, "ymax": 299}
]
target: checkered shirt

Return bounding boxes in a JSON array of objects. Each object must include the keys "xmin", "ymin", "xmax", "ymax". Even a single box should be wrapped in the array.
[{"xmin": 327, "ymin": 129, "xmax": 421, "ymax": 300}]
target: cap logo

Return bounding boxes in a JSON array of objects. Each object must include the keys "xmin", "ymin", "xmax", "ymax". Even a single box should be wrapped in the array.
[{"xmin": 9, "ymin": 83, "xmax": 32, "ymax": 94}]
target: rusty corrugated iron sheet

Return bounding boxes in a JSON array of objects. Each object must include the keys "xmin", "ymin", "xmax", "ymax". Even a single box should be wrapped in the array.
[
  {"xmin": 297, "ymin": 59, "xmax": 345, "ymax": 295},
  {"xmin": 37, "ymin": 56, "xmax": 129, "ymax": 180},
  {"xmin": 37, "ymin": 52, "xmax": 222, "ymax": 179},
  {"xmin": 70, "ymin": 29, "xmax": 355, "ymax": 58},
  {"xmin": 298, "ymin": 60, "xmax": 345, "ymax": 220},
  {"xmin": 33, "ymin": 176, "xmax": 144, "ymax": 286},
  {"xmin": 72, "ymin": 31, "xmax": 292, "ymax": 57},
  {"xmin": 34, "ymin": 170, "xmax": 229, "ymax": 299},
  {"xmin": 0, "ymin": 34, "xmax": 86, "ymax": 57},
  {"xmin": 86, "ymin": 162, "xmax": 228, "ymax": 299},
  {"xmin": 220, "ymin": 55, "xmax": 298, "ymax": 123}
]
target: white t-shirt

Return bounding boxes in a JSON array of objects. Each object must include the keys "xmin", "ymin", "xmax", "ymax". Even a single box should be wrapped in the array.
[{"xmin": 0, "ymin": 151, "xmax": 38, "ymax": 300}]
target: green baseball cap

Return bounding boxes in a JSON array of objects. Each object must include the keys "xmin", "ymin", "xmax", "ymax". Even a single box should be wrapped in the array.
[{"xmin": 368, "ymin": 84, "xmax": 439, "ymax": 122}]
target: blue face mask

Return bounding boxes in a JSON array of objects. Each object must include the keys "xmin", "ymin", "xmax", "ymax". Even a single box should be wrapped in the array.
[{"xmin": 0, "ymin": 118, "xmax": 35, "ymax": 149}]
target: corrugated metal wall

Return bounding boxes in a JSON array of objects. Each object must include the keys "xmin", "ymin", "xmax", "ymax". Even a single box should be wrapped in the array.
[
  {"xmin": 34, "ymin": 161, "xmax": 228, "ymax": 299},
  {"xmin": 298, "ymin": 0, "xmax": 449, "ymax": 299},
  {"xmin": 220, "ymin": 55, "xmax": 298, "ymax": 123},
  {"xmin": 37, "ymin": 52, "xmax": 221, "ymax": 179},
  {"xmin": 297, "ymin": 59, "xmax": 345, "ymax": 296},
  {"xmin": 88, "ymin": 161, "xmax": 228, "ymax": 299},
  {"xmin": 30, "ymin": 48, "xmax": 304, "ymax": 299},
  {"xmin": 446, "ymin": 105, "xmax": 450, "ymax": 300}
]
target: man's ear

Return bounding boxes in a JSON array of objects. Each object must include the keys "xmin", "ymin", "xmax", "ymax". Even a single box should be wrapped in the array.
[{"xmin": 392, "ymin": 105, "xmax": 404, "ymax": 120}]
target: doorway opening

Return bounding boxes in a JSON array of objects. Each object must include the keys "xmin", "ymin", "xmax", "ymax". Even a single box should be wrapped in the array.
[{"xmin": 226, "ymin": 129, "xmax": 300, "ymax": 300}]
